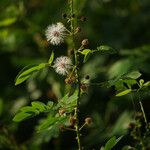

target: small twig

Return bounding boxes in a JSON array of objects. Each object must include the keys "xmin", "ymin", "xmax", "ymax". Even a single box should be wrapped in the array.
[
  {"xmin": 139, "ymin": 101, "xmax": 148, "ymax": 126},
  {"xmin": 64, "ymin": 127, "xmax": 76, "ymax": 131},
  {"xmin": 79, "ymin": 122, "xmax": 87, "ymax": 131}
]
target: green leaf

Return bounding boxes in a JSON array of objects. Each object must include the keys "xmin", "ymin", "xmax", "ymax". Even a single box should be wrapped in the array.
[
  {"xmin": 97, "ymin": 45, "xmax": 116, "ymax": 54},
  {"xmin": 32, "ymin": 101, "xmax": 47, "ymax": 112},
  {"xmin": 108, "ymin": 59, "xmax": 131, "ymax": 79},
  {"xmin": 139, "ymin": 79, "xmax": 144, "ymax": 87},
  {"xmin": 59, "ymin": 91, "xmax": 78, "ymax": 111},
  {"xmin": 15, "ymin": 63, "xmax": 47, "ymax": 85},
  {"xmin": 125, "ymin": 71, "xmax": 141, "ymax": 79},
  {"xmin": 20, "ymin": 106, "xmax": 38, "ymax": 113},
  {"xmin": 13, "ymin": 112, "xmax": 32, "ymax": 122},
  {"xmin": 116, "ymin": 89, "xmax": 132, "ymax": 97},
  {"xmin": 47, "ymin": 101, "xmax": 54, "ymax": 108},
  {"xmin": 0, "ymin": 17, "xmax": 17, "ymax": 27},
  {"xmin": 83, "ymin": 52, "xmax": 92, "ymax": 63},
  {"xmin": 111, "ymin": 112, "xmax": 132, "ymax": 135},
  {"xmin": 104, "ymin": 136, "xmax": 116, "ymax": 150},
  {"xmin": 48, "ymin": 51, "xmax": 54, "ymax": 65},
  {"xmin": 13, "ymin": 101, "xmax": 51, "ymax": 122},
  {"xmin": 38, "ymin": 116, "xmax": 58, "ymax": 131},
  {"xmin": 143, "ymin": 81, "xmax": 150, "ymax": 87},
  {"xmin": 80, "ymin": 49, "xmax": 91, "ymax": 55},
  {"xmin": 122, "ymin": 79, "xmax": 137, "ymax": 85}
]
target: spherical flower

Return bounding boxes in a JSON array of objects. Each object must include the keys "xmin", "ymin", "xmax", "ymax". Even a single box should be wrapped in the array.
[
  {"xmin": 45, "ymin": 22, "xmax": 67, "ymax": 45},
  {"xmin": 53, "ymin": 56, "xmax": 72, "ymax": 76}
]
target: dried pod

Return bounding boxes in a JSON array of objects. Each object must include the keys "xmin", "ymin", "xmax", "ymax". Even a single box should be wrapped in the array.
[
  {"xmin": 75, "ymin": 27, "xmax": 81, "ymax": 33},
  {"xmin": 69, "ymin": 116, "xmax": 76, "ymax": 126},
  {"xmin": 59, "ymin": 108, "xmax": 66, "ymax": 116},
  {"xmin": 80, "ymin": 16, "xmax": 87, "ymax": 22},
  {"xmin": 65, "ymin": 78, "xmax": 72, "ymax": 84},
  {"xmin": 85, "ymin": 117, "xmax": 92, "ymax": 125},
  {"xmin": 80, "ymin": 84, "xmax": 87, "ymax": 92},
  {"xmin": 59, "ymin": 125, "xmax": 65, "ymax": 131},
  {"xmin": 62, "ymin": 13, "xmax": 67, "ymax": 18},
  {"xmin": 85, "ymin": 75, "xmax": 90, "ymax": 80},
  {"xmin": 81, "ymin": 39, "xmax": 89, "ymax": 46}
]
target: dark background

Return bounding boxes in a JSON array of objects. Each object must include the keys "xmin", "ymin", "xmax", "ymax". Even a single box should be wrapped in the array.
[{"xmin": 0, "ymin": 0, "xmax": 150, "ymax": 149}]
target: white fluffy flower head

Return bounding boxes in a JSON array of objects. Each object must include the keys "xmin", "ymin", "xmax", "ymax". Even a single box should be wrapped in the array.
[
  {"xmin": 53, "ymin": 56, "xmax": 72, "ymax": 76},
  {"xmin": 45, "ymin": 22, "xmax": 67, "ymax": 45}
]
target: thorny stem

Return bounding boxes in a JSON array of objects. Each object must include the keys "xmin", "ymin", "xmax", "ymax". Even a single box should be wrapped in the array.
[{"xmin": 69, "ymin": 0, "xmax": 82, "ymax": 149}]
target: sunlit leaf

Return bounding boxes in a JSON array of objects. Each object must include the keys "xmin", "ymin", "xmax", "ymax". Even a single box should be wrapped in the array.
[
  {"xmin": 80, "ymin": 49, "xmax": 91, "ymax": 55},
  {"xmin": 116, "ymin": 89, "xmax": 132, "ymax": 97},
  {"xmin": 139, "ymin": 79, "xmax": 144, "ymax": 87},
  {"xmin": 0, "ymin": 17, "xmax": 17, "ymax": 27},
  {"xmin": 20, "ymin": 106, "xmax": 38, "ymax": 113},
  {"xmin": 15, "ymin": 63, "xmax": 47, "ymax": 85},
  {"xmin": 32, "ymin": 101, "xmax": 47, "ymax": 112},
  {"xmin": 48, "ymin": 51, "xmax": 54, "ymax": 65},
  {"xmin": 143, "ymin": 81, "xmax": 150, "ymax": 87},
  {"xmin": 13, "ymin": 101, "xmax": 51, "ymax": 122},
  {"xmin": 13, "ymin": 112, "xmax": 32, "ymax": 122}
]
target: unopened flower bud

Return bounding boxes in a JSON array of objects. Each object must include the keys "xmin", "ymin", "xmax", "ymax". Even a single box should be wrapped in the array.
[
  {"xmin": 65, "ymin": 75, "xmax": 76, "ymax": 84},
  {"xmin": 135, "ymin": 112, "xmax": 143, "ymax": 119},
  {"xmin": 62, "ymin": 13, "xmax": 67, "ymax": 18},
  {"xmin": 85, "ymin": 75, "xmax": 90, "ymax": 80},
  {"xmin": 69, "ymin": 116, "xmax": 76, "ymax": 126},
  {"xmin": 59, "ymin": 125, "xmax": 65, "ymax": 131},
  {"xmin": 72, "ymin": 14, "xmax": 75, "ymax": 18},
  {"xmin": 80, "ymin": 16, "xmax": 87, "ymax": 22},
  {"xmin": 80, "ymin": 84, "xmax": 87, "ymax": 92},
  {"xmin": 128, "ymin": 122, "xmax": 135, "ymax": 129},
  {"xmin": 82, "ymin": 39, "xmax": 89, "ymax": 46},
  {"xmin": 59, "ymin": 108, "xmax": 65, "ymax": 115},
  {"xmin": 71, "ymin": 76, "xmax": 76, "ymax": 83},
  {"xmin": 85, "ymin": 117, "xmax": 92, "ymax": 125},
  {"xmin": 68, "ymin": 48, "xmax": 74, "ymax": 55},
  {"xmin": 65, "ymin": 78, "xmax": 72, "ymax": 84},
  {"xmin": 75, "ymin": 27, "xmax": 81, "ymax": 33}
]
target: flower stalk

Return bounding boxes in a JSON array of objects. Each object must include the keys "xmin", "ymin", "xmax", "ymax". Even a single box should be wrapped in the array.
[{"xmin": 69, "ymin": 0, "xmax": 82, "ymax": 149}]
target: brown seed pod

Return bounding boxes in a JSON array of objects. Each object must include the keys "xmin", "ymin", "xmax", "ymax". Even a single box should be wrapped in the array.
[
  {"xmin": 80, "ymin": 16, "xmax": 87, "ymax": 22},
  {"xmin": 80, "ymin": 84, "xmax": 87, "ymax": 92},
  {"xmin": 65, "ymin": 78, "xmax": 72, "ymax": 84},
  {"xmin": 81, "ymin": 39, "xmax": 89, "ymax": 46},
  {"xmin": 59, "ymin": 125, "xmax": 65, "ymax": 131},
  {"xmin": 85, "ymin": 75, "xmax": 90, "ymax": 80},
  {"xmin": 69, "ymin": 116, "xmax": 76, "ymax": 126},
  {"xmin": 85, "ymin": 117, "xmax": 92, "ymax": 125},
  {"xmin": 75, "ymin": 27, "xmax": 81, "ymax": 33},
  {"xmin": 59, "ymin": 108, "xmax": 66, "ymax": 116},
  {"xmin": 128, "ymin": 122, "xmax": 135, "ymax": 129},
  {"xmin": 62, "ymin": 13, "xmax": 67, "ymax": 18}
]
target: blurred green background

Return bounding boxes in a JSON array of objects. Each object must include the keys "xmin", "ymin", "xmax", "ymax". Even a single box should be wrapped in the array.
[{"xmin": 0, "ymin": 0, "xmax": 150, "ymax": 149}]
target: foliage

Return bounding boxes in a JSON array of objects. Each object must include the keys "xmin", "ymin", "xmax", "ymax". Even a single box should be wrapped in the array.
[{"xmin": 0, "ymin": 0, "xmax": 150, "ymax": 149}]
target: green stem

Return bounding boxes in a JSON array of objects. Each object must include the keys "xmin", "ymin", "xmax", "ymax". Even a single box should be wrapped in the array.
[
  {"xmin": 139, "ymin": 101, "xmax": 148, "ymax": 126},
  {"xmin": 75, "ymin": 74, "xmax": 82, "ymax": 150},
  {"xmin": 69, "ymin": 0, "xmax": 82, "ymax": 149}
]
